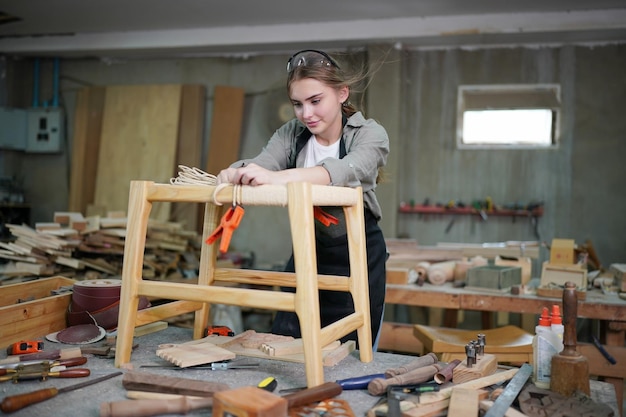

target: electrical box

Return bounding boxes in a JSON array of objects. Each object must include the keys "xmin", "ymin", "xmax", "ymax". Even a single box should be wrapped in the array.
[
  {"xmin": 26, "ymin": 108, "xmax": 64, "ymax": 153},
  {"xmin": 0, "ymin": 107, "xmax": 28, "ymax": 150}
]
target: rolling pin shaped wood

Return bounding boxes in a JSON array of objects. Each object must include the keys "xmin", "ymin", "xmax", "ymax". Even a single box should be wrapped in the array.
[
  {"xmin": 100, "ymin": 397, "xmax": 213, "ymax": 417},
  {"xmin": 385, "ymin": 352, "xmax": 438, "ymax": 377},
  {"xmin": 550, "ymin": 281, "xmax": 590, "ymax": 396},
  {"xmin": 368, "ymin": 363, "xmax": 442, "ymax": 396}
]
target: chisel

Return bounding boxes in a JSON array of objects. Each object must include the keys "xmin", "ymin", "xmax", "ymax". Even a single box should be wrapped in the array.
[
  {"xmin": 0, "ymin": 356, "xmax": 87, "ymax": 372},
  {"xmin": 0, "ymin": 371, "xmax": 123, "ymax": 413}
]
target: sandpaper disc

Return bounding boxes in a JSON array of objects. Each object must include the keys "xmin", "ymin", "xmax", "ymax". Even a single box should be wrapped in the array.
[{"xmin": 48, "ymin": 324, "xmax": 106, "ymax": 345}]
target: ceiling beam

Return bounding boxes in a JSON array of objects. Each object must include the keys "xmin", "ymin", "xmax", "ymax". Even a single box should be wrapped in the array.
[{"xmin": 1, "ymin": 9, "xmax": 625, "ymax": 58}]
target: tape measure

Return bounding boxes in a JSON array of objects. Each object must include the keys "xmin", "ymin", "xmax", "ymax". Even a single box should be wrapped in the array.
[
  {"xmin": 257, "ymin": 376, "xmax": 277, "ymax": 392},
  {"xmin": 7, "ymin": 340, "xmax": 44, "ymax": 355}
]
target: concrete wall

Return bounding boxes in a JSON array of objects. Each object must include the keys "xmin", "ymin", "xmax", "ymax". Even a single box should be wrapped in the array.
[
  {"xmin": 396, "ymin": 45, "xmax": 626, "ymax": 268},
  {"xmin": 1, "ymin": 43, "xmax": 624, "ymax": 268}
]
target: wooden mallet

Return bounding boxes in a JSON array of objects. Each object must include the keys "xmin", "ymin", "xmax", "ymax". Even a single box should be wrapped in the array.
[{"xmin": 550, "ymin": 281, "xmax": 590, "ymax": 396}]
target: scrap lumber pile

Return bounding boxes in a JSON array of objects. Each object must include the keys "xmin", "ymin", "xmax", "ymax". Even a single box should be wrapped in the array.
[
  {"xmin": 0, "ymin": 211, "xmax": 205, "ymax": 284},
  {"xmin": 385, "ymin": 238, "xmax": 541, "ymax": 286}
]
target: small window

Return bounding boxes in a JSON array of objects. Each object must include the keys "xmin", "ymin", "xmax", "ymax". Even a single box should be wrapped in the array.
[{"xmin": 457, "ymin": 84, "xmax": 560, "ymax": 149}]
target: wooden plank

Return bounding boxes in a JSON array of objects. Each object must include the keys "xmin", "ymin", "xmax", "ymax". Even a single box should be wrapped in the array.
[
  {"xmin": 0, "ymin": 276, "xmax": 75, "ymax": 347},
  {"xmin": 95, "ymin": 85, "xmax": 182, "ymax": 221},
  {"xmin": 53, "ymin": 212, "xmax": 87, "ymax": 231},
  {"xmin": 173, "ymin": 85, "xmax": 205, "ymax": 233},
  {"xmin": 205, "ymin": 85, "xmax": 245, "ymax": 175},
  {"xmin": 68, "ymin": 86, "xmax": 106, "ymax": 214},
  {"xmin": 416, "ymin": 368, "xmax": 519, "ymax": 405},
  {"xmin": 0, "ymin": 276, "xmax": 74, "ymax": 305},
  {"xmin": 122, "ymin": 371, "xmax": 229, "ymax": 397},
  {"xmin": 448, "ymin": 388, "xmax": 480, "ymax": 417}
]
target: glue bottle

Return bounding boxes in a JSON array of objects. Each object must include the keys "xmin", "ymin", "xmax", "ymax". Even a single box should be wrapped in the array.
[
  {"xmin": 532, "ymin": 306, "xmax": 562, "ymax": 389},
  {"xmin": 550, "ymin": 304, "xmax": 565, "ymax": 352}
]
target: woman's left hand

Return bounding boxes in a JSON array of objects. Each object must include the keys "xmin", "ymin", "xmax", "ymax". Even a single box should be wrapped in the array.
[{"xmin": 231, "ymin": 163, "xmax": 278, "ymax": 185}]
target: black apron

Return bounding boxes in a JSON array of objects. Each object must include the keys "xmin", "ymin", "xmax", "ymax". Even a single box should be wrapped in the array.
[{"xmin": 270, "ymin": 122, "xmax": 387, "ymax": 347}]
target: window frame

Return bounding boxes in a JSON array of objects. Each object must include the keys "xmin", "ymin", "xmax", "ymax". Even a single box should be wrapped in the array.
[{"xmin": 456, "ymin": 84, "xmax": 561, "ymax": 150}]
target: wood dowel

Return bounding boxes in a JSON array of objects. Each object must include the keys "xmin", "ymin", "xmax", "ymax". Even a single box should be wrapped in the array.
[
  {"xmin": 100, "ymin": 397, "xmax": 213, "ymax": 417},
  {"xmin": 385, "ymin": 352, "xmax": 438, "ymax": 378},
  {"xmin": 368, "ymin": 364, "xmax": 442, "ymax": 396},
  {"xmin": 434, "ymin": 359, "xmax": 461, "ymax": 384}
]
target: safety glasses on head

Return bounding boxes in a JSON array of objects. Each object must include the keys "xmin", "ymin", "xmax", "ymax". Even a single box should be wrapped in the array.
[{"xmin": 286, "ymin": 49, "xmax": 340, "ymax": 73}]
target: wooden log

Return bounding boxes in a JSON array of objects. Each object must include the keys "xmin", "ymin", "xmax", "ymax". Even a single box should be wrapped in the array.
[{"xmin": 427, "ymin": 261, "xmax": 456, "ymax": 285}]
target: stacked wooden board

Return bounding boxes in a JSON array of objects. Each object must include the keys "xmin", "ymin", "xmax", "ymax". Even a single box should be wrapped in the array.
[
  {"xmin": 68, "ymin": 84, "xmax": 207, "ymax": 229},
  {"xmin": 0, "ymin": 211, "xmax": 203, "ymax": 284}
]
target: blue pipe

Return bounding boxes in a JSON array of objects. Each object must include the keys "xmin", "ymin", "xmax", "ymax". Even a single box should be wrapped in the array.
[
  {"xmin": 53, "ymin": 57, "xmax": 60, "ymax": 107},
  {"xmin": 32, "ymin": 58, "xmax": 40, "ymax": 108}
]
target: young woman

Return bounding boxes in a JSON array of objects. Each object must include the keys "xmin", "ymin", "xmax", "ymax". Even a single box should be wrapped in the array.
[{"xmin": 217, "ymin": 49, "xmax": 389, "ymax": 348}]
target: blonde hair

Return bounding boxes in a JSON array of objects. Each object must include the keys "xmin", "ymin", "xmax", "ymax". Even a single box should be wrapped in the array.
[{"xmin": 286, "ymin": 51, "xmax": 368, "ymax": 117}]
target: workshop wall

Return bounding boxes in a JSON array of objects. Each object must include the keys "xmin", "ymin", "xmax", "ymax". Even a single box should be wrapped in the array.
[
  {"xmin": 396, "ymin": 44, "xmax": 626, "ymax": 268},
  {"xmin": 1, "ymin": 44, "xmax": 624, "ymax": 268}
]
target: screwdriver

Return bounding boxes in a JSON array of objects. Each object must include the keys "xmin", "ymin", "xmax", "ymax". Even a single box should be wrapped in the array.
[
  {"xmin": 0, "ymin": 371, "xmax": 123, "ymax": 413},
  {"xmin": 279, "ymin": 372, "xmax": 385, "ymax": 394}
]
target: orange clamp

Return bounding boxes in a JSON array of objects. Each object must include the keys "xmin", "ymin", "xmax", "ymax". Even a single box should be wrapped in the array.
[
  {"xmin": 313, "ymin": 206, "xmax": 339, "ymax": 227},
  {"xmin": 206, "ymin": 205, "xmax": 245, "ymax": 253}
]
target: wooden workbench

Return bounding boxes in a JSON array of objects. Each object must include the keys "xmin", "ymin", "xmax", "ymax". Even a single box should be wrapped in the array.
[{"xmin": 384, "ymin": 282, "xmax": 626, "ymax": 415}]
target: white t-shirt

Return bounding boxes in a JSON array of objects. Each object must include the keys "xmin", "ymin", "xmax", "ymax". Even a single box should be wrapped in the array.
[{"xmin": 303, "ymin": 135, "xmax": 340, "ymax": 168}]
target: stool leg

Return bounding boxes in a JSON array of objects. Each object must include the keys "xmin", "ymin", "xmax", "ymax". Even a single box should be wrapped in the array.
[
  {"xmin": 287, "ymin": 182, "xmax": 323, "ymax": 387},
  {"xmin": 344, "ymin": 194, "xmax": 373, "ymax": 362},
  {"xmin": 115, "ymin": 181, "xmax": 153, "ymax": 368},
  {"xmin": 194, "ymin": 202, "xmax": 223, "ymax": 339}
]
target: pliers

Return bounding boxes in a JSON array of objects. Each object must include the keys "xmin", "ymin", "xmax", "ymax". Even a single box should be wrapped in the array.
[{"xmin": 206, "ymin": 204, "xmax": 245, "ymax": 253}]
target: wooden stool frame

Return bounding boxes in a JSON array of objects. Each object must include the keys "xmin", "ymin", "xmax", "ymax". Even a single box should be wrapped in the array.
[{"xmin": 114, "ymin": 180, "xmax": 373, "ymax": 387}]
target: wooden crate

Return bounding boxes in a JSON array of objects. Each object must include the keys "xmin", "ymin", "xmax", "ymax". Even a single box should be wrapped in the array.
[
  {"xmin": 0, "ymin": 276, "xmax": 75, "ymax": 347},
  {"xmin": 386, "ymin": 266, "xmax": 417, "ymax": 285},
  {"xmin": 540, "ymin": 262, "xmax": 587, "ymax": 289},
  {"xmin": 466, "ymin": 265, "xmax": 522, "ymax": 290}
]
